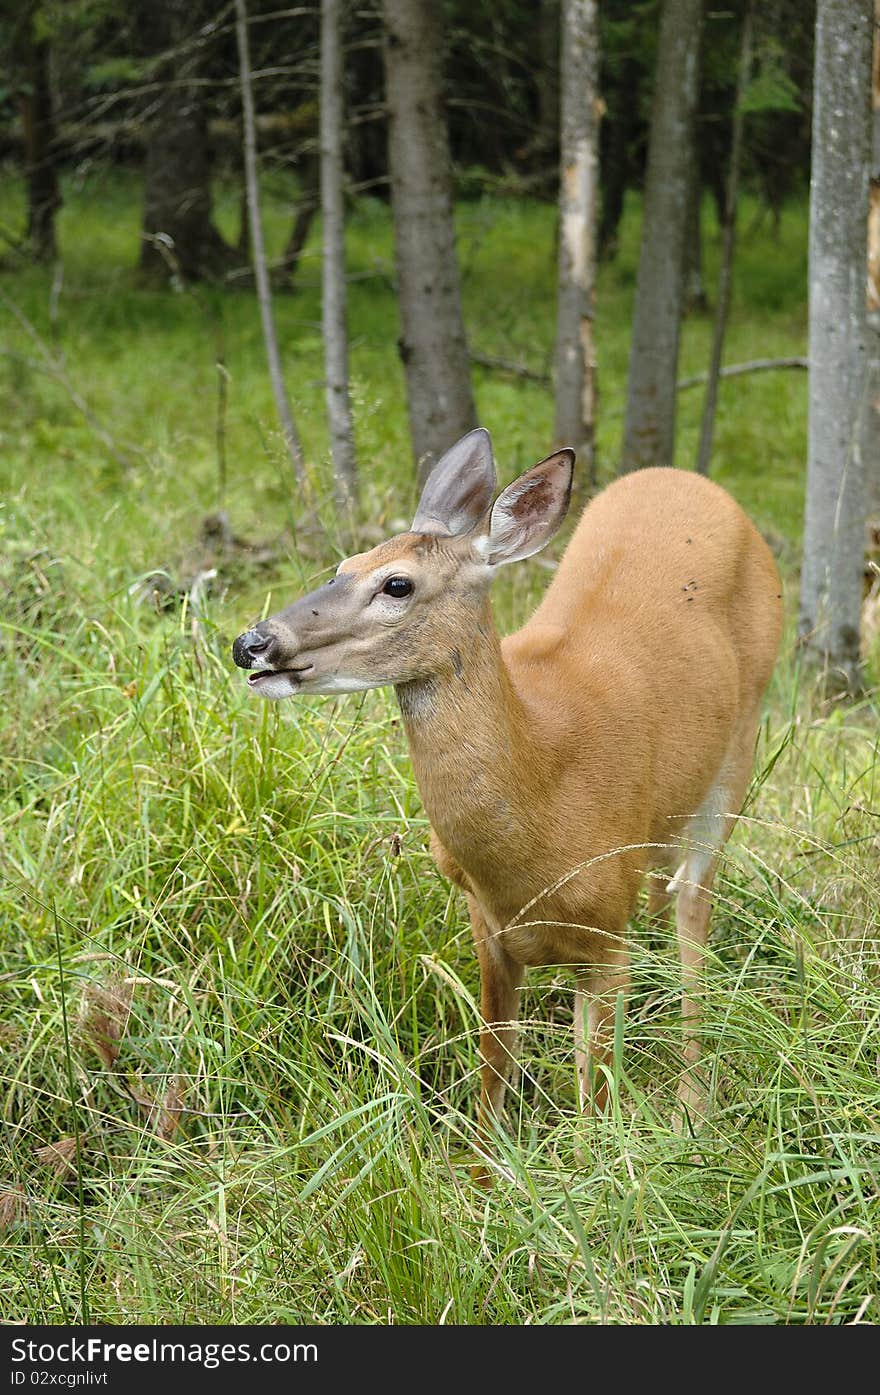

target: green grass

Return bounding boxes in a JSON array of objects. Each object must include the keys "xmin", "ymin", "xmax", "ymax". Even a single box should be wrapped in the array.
[{"xmin": 1, "ymin": 166, "xmax": 878, "ymax": 1325}]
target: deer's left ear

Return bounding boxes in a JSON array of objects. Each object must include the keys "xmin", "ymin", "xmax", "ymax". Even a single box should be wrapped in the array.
[
  {"xmin": 411, "ymin": 428, "xmax": 497, "ymax": 537},
  {"xmin": 474, "ymin": 449, "xmax": 575, "ymax": 566}
]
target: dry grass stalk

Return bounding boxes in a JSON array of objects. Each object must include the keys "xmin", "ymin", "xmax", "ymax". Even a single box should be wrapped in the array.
[
  {"xmin": 128, "ymin": 1075, "xmax": 186, "ymax": 1139},
  {"xmin": 0, "ymin": 1186, "xmax": 29, "ymax": 1228},
  {"xmin": 35, "ymin": 1136, "xmax": 78, "ymax": 1180},
  {"xmin": 156, "ymin": 1077, "xmax": 185, "ymax": 1140},
  {"xmin": 78, "ymin": 976, "xmax": 133, "ymax": 1069}
]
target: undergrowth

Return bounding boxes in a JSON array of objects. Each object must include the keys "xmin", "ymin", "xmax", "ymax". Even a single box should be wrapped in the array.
[{"xmin": 1, "ymin": 167, "xmax": 878, "ymax": 1325}]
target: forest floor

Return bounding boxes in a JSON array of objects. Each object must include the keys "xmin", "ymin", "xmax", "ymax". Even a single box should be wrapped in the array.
[{"xmin": 1, "ymin": 168, "xmax": 878, "ymax": 1324}]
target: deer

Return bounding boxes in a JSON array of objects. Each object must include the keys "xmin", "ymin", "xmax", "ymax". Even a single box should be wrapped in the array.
[{"xmin": 232, "ymin": 429, "xmax": 783, "ymax": 1178}]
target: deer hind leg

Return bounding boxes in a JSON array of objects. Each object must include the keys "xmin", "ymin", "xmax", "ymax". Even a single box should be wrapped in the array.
[
  {"xmin": 647, "ymin": 879, "xmax": 673, "ymax": 925},
  {"xmin": 574, "ymin": 944, "xmax": 630, "ymax": 1114},
  {"xmin": 646, "ymin": 850, "xmax": 679, "ymax": 927},
  {"xmin": 468, "ymin": 895, "xmax": 524, "ymax": 1181},
  {"xmin": 644, "ymin": 837, "xmax": 681, "ymax": 931},
  {"xmin": 671, "ymin": 706, "xmax": 762, "ymax": 1126}
]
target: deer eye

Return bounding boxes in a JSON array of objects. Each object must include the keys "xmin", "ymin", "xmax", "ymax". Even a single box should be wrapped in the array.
[{"xmin": 383, "ymin": 576, "xmax": 413, "ymax": 598}]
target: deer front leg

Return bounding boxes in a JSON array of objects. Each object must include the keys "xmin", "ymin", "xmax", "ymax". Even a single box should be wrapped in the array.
[{"xmin": 467, "ymin": 894, "xmax": 524, "ymax": 1183}]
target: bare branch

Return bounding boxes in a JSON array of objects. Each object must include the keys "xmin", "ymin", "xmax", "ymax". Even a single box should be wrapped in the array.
[
  {"xmin": 676, "ymin": 356, "xmax": 808, "ymax": 392},
  {"xmin": 469, "ymin": 351, "xmax": 808, "ymax": 402},
  {"xmin": 234, "ymin": 0, "xmax": 307, "ymax": 487},
  {"xmin": 471, "ymin": 351, "xmax": 551, "ymax": 384}
]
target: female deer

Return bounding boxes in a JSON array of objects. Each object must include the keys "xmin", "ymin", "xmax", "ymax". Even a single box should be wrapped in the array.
[{"xmin": 233, "ymin": 430, "xmax": 783, "ymax": 1170}]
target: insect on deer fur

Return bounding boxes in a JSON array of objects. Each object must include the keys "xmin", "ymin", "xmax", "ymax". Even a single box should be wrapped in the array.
[{"xmin": 233, "ymin": 429, "xmax": 783, "ymax": 1177}]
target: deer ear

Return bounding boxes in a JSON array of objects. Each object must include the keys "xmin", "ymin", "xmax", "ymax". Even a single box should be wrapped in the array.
[
  {"xmin": 411, "ymin": 428, "xmax": 497, "ymax": 537},
  {"xmin": 475, "ymin": 449, "xmax": 575, "ymax": 566}
]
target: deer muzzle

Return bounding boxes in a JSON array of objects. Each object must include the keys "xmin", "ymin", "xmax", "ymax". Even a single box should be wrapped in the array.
[{"xmin": 232, "ymin": 575, "xmax": 358, "ymax": 698}]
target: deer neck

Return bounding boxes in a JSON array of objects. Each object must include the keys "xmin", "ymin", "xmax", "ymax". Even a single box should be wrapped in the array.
[{"xmin": 395, "ymin": 597, "xmax": 537, "ymax": 887}]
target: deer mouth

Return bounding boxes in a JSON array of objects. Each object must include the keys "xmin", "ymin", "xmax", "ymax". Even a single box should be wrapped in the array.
[{"xmin": 247, "ymin": 664, "xmax": 315, "ymax": 692}]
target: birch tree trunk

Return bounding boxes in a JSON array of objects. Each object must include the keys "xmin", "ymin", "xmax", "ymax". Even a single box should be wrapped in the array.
[
  {"xmin": 321, "ymin": 0, "xmax": 358, "ymax": 509},
  {"xmin": 798, "ymin": 0, "xmax": 872, "ymax": 692},
  {"xmin": 620, "ymin": 0, "xmax": 703, "ymax": 473},
  {"xmin": 554, "ymin": 0, "xmax": 600, "ymax": 492},
  {"xmin": 696, "ymin": 0, "xmax": 754, "ymax": 477},
  {"xmin": 382, "ymin": 0, "xmax": 477, "ymax": 484},
  {"xmin": 235, "ymin": 0, "xmax": 307, "ymax": 487}
]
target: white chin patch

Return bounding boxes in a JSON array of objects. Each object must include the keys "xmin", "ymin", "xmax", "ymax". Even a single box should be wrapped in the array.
[
  {"xmin": 246, "ymin": 670, "xmax": 383, "ymax": 700},
  {"xmin": 307, "ymin": 674, "xmax": 384, "ymax": 695}
]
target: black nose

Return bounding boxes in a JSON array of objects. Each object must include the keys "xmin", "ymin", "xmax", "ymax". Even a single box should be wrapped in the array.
[{"xmin": 232, "ymin": 627, "xmax": 272, "ymax": 669}]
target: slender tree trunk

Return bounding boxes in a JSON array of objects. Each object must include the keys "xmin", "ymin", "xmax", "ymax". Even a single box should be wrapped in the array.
[
  {"xmin": 598, "ymin": 51, "xmax": 640, "ymax": 262},
  {"xmin": 382, "ymin": 0, "xmax": 477, "ymax": 484},
  {"xmin": 554, "ymin": 0, "xmax": 600, "ymax": 492},
  {"xmin": 519, "ymin": 0, "xmax": 560, "ymax": 169},
  {"xmin": 620, "ymin": 0, "xmax": 703, "ymax": 473},
  {"xmin": 139, "ymin": 0, "xmax": 232, "ymax": 283},
  {"xmin": 682, "ymin": 144, "xmax": 707, "ymax": 314},
  {"xmin": 696, "ymin": 0, "xmax": 754, "ymax": 477},
  {"xmin": 280, "ymin": 152, "xmax": 319, "ymax": 285},
  {"xmin": 538, "ymin": 0, "xmax": 561, "ymax": 159},
  {"xmin": 321, "ymin": 0, "xmax": 358, "ymax": 509},
  {"xmin": 798, "ymin": 0, "xmax": 872, "ymax": 692},
  {"xmin": 237, "ymin": 117, "xmax": 250, "ymax": 261},
  {"xmin": 20, "ymin": 20, "xmax": 61, "ymax": 262},
  {"xmin": 235, "ymin": 0, "xmax": 307, "ymax": 487},
  {"xmin": 864, "ymin": 0, "xmax": 880, "ymax": 518}
]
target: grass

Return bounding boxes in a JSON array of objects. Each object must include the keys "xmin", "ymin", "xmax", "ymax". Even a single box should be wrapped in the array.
[{"xmin": 1, "ymin": 165, "xmax": 878, "ymax": 1325}]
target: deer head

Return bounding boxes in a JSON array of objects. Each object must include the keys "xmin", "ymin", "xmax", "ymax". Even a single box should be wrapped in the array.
[{"xmin": 232, "ymin": 428, "xmax": 574, "ymax": 699}]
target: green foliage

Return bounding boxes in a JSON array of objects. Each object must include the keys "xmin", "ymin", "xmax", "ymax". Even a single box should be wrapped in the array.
[
  {"xmin": 742, "ymin": 41, "xmax": 802, "ymax": 117},
  {"xmin": 0, "ymin": 168, "xmax": 878, "ymax": 1325},
  {"xmin": 84, "ymin": 56, "xmax": 149, "ymax": 91}
]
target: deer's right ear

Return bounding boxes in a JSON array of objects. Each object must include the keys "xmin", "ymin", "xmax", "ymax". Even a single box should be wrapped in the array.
[
  {"xmin": 474, "ymin": 449, "xmax": 575, "ymax": 567},
  {"xmin": 411, "ymin": 428, "xmax": 497, "ymax": 537}
]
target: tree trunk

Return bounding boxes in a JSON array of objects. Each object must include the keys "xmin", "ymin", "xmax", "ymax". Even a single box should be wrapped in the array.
[
  {"xmin": 321, "ymin": 0, "xmax": 358, "ymax": 509},
  {"xmin": 139, "ymin": 0, "xmax": 233, "ymax": 283},
  {"xmin": 598, "ymin": 49, "xmax": 640, "ymax": 263},
  {"xmin": 620, "ymin": 0, "xmax": 704, "ymax": 473},
  {"xmin": 19, "ymin": 19, "xmax": 61, "ymax": 262},
  {"xmin": 682, "ymin": 144, "xmax": 707, "ymax": 314},
  {"xmin": 554, "ymin": 0, "xmax": 600, "ymax": 493},
  {"xmin": 798, "ymin": 0, "xmax": 872, "ymax": 693},
  {"xmin": 235, "ymin": 0, "xmax": 307, "ymax": 487},
  {"xmin": 382, "ymin": 0, "xmax": 477, "ymax": 484},
  {"xmin": 537, "ymin": 0, "xmax": 561, "ymax": 160},
  {"xmin": 519, "ymin": 0, "xmax": 560, "ymax": 169},
  {"xmin": 280, "ymin": 151, "xmax": 319, "ymax": 285},
  {"xmin": 237, "ymin": 117, "xmax": 250, "ymax": 261},
  {"xmin": 695, "ymin": 0, "xmax": 754, "ymax": 476},
  {"xmin": 864, "ymin": 0, "xmax": 880, "ymax": 518}
]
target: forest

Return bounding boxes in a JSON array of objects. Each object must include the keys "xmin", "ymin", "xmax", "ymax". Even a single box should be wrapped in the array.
[{"xmin": 1, "ymin": 0, "xmax": 879, "ymax": 1328}]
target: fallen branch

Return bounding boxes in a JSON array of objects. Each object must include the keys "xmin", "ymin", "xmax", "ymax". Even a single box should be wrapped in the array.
[
  {"xmin": 470, "ymin": 351, "xmax": 809, "ymax": 399},
  {"xmin": 678, "ymin": 355, "xmax": 808, "ymax": 393},
  {"xmin": 603, "ymin": 357, "xmax": 810, "ymax": 418},
  {"xmin": 470, "ymin": 350, "xmax": 551, "ymax": 384}
]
